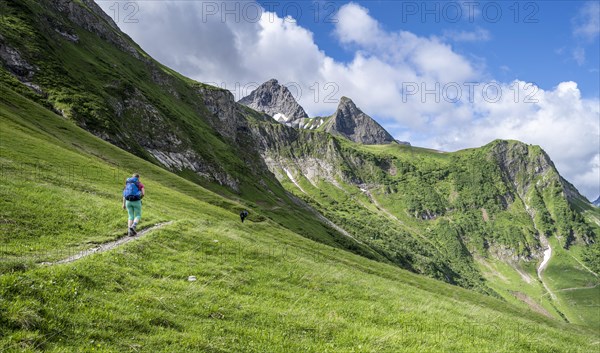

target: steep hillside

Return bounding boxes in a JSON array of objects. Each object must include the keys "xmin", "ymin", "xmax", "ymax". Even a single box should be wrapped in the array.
[
  {"xmin": 0, "ymin": 0, "xmax": 386, "ymax": 260},
  {"xmin": 1, "ymin": 77, "xmax": 599, "ymax": 352},
  {"xmin": 255, "ymin": 126, "xmax": 600, "ymax": 326}
]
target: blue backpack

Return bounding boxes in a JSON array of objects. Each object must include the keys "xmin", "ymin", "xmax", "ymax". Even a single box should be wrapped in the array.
[{"xmin": 123, "ymin": 177, "xmax": 142, "ymax": 201}]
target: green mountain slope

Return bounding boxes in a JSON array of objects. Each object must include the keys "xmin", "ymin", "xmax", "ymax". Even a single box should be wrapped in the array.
[
  {"xmin": 258, "ymin": 128, "xmax": 600, "ymax": 327},
  {"xmin": 1, "ymin": 82, "xmax": 598, "ymax": 352},
  {"xmin": 1, "ymin": 0, "xmax": 599, "ymax": 347},
  {"xmin": 0, "ymin": 0, "xmax": 385, "ymax": 262}
]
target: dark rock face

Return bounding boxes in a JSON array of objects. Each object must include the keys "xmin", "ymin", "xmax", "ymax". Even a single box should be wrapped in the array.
[
  {"xmin": 238, "ymin": 79, "xmax": 308, "ymax": 123},
  {"xmin": 48, "ymin": 0, "xmax": 140, "ymax": 58},
  {"xmin": 0, "ymin": 36, "xmax": 37, "ymax": 80},
  {"xmin": 490, "ymin": 140, "xmax": 551, "ymax": 198},
  {"xmin": 323, "ymin": 97, "xmax": 395, "ymax": 145}
]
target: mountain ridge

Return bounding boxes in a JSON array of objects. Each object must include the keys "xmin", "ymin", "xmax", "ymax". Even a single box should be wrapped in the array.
[{"xmin": 238, "ymin": 79, "xmax": 410, "ymax": 145}]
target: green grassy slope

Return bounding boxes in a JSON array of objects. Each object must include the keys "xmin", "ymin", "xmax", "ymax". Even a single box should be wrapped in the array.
[
  {"xmin": 1, "ymin": 85, "xmax": 598, "ymax": 352},
  {"xmin": 0, "ymin": 0, "xmax": 384, "ymax": 264},
  {"xmin": 265, "ymin": 134, "xmax": 600, "ymax": 328}
]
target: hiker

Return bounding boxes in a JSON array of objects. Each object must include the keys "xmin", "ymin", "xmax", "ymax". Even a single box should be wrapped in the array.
[
  {"xmin": 122, "ymin": 173, "xmax": 145, "ymax": 236},
  {"xmin": 240, "ymin": 210, "xmax": 249, "ymax": 223}
]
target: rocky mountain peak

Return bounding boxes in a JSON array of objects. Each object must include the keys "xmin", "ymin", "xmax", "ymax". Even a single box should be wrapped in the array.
[
  {"xmin": 238, "ymin": 79, "xmax": 308, "ymax": 123},
  {"xmin": 488, "ymin": 140, "xmax": 585, "ymax": 203},
  {"xmin": 592, "ymin": 196, "xmax": 600, "ymax": 207},
  {"xmin": 323, "ymin": 97, "xmax": 395, "ymax": 145}
]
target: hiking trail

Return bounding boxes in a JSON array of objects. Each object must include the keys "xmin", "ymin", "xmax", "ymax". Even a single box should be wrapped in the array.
[{"xmin": 40, "ymin": 221, "xmax": 173, "ymax": 266}]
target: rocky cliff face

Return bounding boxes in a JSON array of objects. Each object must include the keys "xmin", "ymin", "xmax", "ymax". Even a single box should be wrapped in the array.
[
  {"xmin": 322, "ymin": 97, "xmax": 396, "ymax": 145},
  {"xmin": 238, "ymin": 79, "xmax": 309, "ymax": 125},
  {"xmin": 489, "ymin": 140, "xmax": 584, "ymax": 203},
  {"xmin": 488, "ymin": 140, "xmax": 595, "ymax": 248},
  {"xmin": 47, "ymin": 0, "xmax": 140, "ymax": 58}
]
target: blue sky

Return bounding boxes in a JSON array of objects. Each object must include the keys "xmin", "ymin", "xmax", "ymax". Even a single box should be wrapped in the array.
[
  {"xmin": 258, "ymin": 0, "xmax": 599, "ymax": 98},
  {"xmin": 97, "ymin": 0, "xmax": 599, "ymax": 199}
]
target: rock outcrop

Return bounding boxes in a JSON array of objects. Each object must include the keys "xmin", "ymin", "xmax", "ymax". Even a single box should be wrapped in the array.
[
  {"xmin": 322, "ymin": 97, "xmax": 396, "ymax": 145},
  {"xmin": 238, "ymin": 79, "xmax": 308, "ymax": 125},
  {"xmin": 0, "ymin": 35, "xmax": 37, "ymax": 81},
  {"xmin": 47, "ymin": 0, "xmax": 140, "ymax": 58},
  {"xmin": 489, "ymin": 140, "xmax": 583, "ymax": 202}
]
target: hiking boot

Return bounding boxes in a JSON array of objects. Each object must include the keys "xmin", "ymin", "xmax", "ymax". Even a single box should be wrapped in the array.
[{"xmin": 129, "ymin": 227, "xmax": 137, "ymax": 236}]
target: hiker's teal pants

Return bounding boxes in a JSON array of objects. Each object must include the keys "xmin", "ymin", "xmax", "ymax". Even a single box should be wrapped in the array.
[{"xmin": 126, "ymin": 200, "xmax": 142, "ymax": 221}]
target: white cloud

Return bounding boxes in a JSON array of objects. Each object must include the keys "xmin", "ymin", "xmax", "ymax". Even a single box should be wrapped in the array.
[
  {"xmin": 332, "ymin": 2, "xmax": 381, "ymax": 46},
  {"xmin": 573, "ymin": 46, "xmax": 586, "ymax": 65},
  {"xmin": 95, "ymin": 1, "xmax": 600, "ymax": 200},
  {"xmin": 573, "ymin": 2, "xmax": 600, "ymax": 41},
  {"xmin": 412, "ymin": 81, "xmax": 600, "ymax": 199}
]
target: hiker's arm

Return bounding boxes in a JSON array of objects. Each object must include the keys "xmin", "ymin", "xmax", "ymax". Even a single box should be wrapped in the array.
[{"xmin": 122, "ymin": 197, "xmax": 126, "ymax": 209}]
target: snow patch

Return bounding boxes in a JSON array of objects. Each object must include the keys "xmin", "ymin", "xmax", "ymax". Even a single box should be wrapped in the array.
[
  {"xmin": 538, "ymin": 246, "xmax": 552, "ymax": 277},
  {"xmin": 273, "ymin": 113, "xmax": 288, "ymax": 123},
  {"xmin": 284, "ymin": 167, "xmax": 307, "ymax": 194}
]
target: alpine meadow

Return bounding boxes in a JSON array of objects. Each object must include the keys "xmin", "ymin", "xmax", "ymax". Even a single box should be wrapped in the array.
[{"xmin": 0, "ymin": 1, "xmax": 599, "ymax": 352}]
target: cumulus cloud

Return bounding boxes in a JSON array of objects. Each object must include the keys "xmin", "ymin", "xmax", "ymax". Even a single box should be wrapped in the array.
[
  {"xmin": 412, "ymin": 81, "xmax": 600, "ymax": 199},
  {"xmin": 573, "ymin": 1, "xmax": 600, "ymax": 41},
  {"xmin": 95, "ymin": 1, "xmax": 599, "ymax": 199}
]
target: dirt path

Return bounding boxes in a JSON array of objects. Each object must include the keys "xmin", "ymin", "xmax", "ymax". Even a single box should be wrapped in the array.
[
  {"xmin": 570, "ymin": 254, "xmax": 599, "ymax": 277},
  {"xmin": 554, "ymin": 283, "xmax": 599, "ymax": 292},
  {"xmin": 359, "ymin": 186, "xmax": 403, "ymax": 224},
  {"xmin": 40, "ymin": 222, "xmax": 173, "ymax": 266},
  {"xmin": 511, "ymin": 291, "xmax": 554, "ymax": 319},
  {"xmin": 511, "ymin": 262, "xmax": 533, "ymax": 284}
]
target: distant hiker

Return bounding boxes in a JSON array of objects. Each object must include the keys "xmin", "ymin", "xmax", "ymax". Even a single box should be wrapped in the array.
[
  {"xmin": 122, "ymin": 173, "xmax": 145, "ymax": 236},
  {"xmin": 240, "ymin": 210, "xmax": 249, "ymax": 223}
]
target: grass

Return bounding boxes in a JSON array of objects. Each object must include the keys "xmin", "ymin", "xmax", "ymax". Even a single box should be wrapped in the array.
[
  {"xmin": 7, "ymin": 0, "xmax": 597, "ymax": 316},
  {"xmin": 1, "ymin": 70, "xmax": 599, "ymax": 352},
  {"xmin": 543, "ymin": 237, "xmax": 600, "ymax": 328},
  {"xmin": 1, "ymin": 219, "xmax": 597, "ymax": 352}
]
